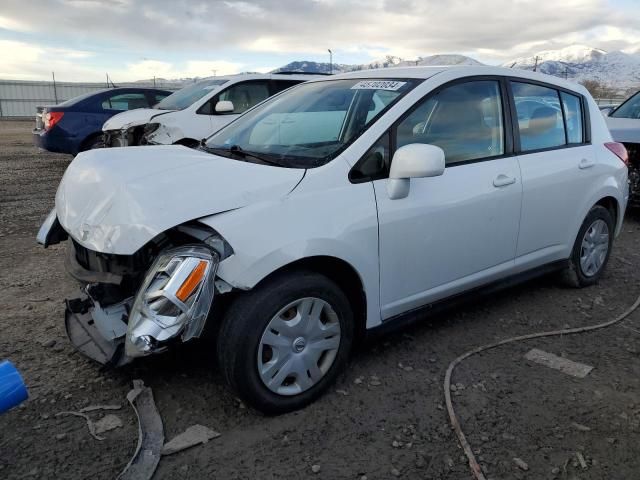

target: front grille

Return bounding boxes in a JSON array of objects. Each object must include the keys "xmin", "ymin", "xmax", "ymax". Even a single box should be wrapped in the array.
[{"xmin": 72, "ymin": 240, "xmax": 153, "ymax": 277}]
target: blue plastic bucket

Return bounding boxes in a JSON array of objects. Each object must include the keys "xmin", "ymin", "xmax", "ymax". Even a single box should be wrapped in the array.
[{"xmin": 0, "ymin": 360, "xmax": 28, "ymax": 414}]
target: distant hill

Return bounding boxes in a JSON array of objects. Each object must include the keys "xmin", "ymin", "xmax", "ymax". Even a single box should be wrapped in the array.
[
  {"xmin": 132, "ymin": 46, "xmax": 640, "ymax": 94},
  {"xmin": 273, "ymin": 54, "xmax": 483, "ymax": 74},
  {"xmin": 502, "ymin": 44, "xmax": 640, "ymax": 93}
]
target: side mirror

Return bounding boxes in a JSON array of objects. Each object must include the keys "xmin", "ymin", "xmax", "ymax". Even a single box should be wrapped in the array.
[
  {"xmin": 215, "ymin": 100, "xmax": 235, "ymax": 113},
  {"xmin": 387, "ymin": 143, "xmax": 445, "ymax": 200},
  {"xmin": 600, "ymin": 107, "xmax": 613, "ymax": 117}
]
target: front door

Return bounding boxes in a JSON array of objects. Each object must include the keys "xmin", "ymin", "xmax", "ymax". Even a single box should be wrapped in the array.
[{"xmin": 372, "ymin": 79, "xmax": 522, "ymax": 319}]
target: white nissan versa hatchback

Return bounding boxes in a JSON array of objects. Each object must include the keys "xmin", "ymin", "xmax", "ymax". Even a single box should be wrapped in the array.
[{"xmin": 38, "ymin": 66, "xmax": 629, "ymax": 414}]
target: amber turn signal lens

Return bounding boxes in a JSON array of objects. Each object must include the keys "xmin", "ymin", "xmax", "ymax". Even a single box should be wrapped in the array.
[{"xmin": 175, "ymin": 260, "xmax": 208, "ymax": 302}]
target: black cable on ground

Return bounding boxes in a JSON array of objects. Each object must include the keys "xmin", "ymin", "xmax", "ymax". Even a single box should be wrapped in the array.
[{"xmin": 444, "ymin": 290, "xmax": 640, "ymax": 480}]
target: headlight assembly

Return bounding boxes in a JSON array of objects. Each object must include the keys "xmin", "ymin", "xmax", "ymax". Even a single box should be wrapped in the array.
[{"xmin": 125, "ymin": 245, "xmax": 219, "ymax": 358}]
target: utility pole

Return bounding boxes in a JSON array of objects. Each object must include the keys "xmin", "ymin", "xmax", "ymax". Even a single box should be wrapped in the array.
[
  {"xmin": 51, "ymin": 72, "xmax": 58, "ymax": 104},
  {"xmin": 212, "ymin": 70, "xmax": 217, "ymax": 77},
  {"xmin": 533, "ymin": 56, "xmax": 540, "ymax": 72},
  {"xmin": 328, "ymin": 49, "xmax": 333, "ymax": 74}
]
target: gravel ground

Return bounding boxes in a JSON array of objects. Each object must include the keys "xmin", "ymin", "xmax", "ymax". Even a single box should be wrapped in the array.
[{"xmin": 1, "ymin": 119, "xmax": 639, "ymax": 479}]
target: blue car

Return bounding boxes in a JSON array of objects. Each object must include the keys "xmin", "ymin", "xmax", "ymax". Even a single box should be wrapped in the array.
[{"xmin": 33, "ymin": 87, "xmax": 171, "ymax": 155}]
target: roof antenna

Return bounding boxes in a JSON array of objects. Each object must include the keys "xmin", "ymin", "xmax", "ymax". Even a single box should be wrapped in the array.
[
  {"xmin": 106, "ymin": 73, "xmax": 117, "ymax": 88},
  {"xmin": 510, "ymin": 62, "xmax": 517, "ymax": 68}
]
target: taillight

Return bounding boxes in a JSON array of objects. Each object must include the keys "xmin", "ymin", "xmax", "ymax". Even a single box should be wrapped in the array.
[
  {"xmin": 605, "ymin": 142, "xmax": 629, "ymax": 166},
  {"xmin": 44, "ymin": 111, "xmax": 64, "ymax": 131}
]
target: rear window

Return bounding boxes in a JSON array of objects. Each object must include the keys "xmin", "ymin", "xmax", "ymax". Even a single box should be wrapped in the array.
[
  {"xmin": 102, "ymin": 93, "xmax": 149, "ymax": 111},
  {"xmin": 560, "ymin": 92, "xmax": 584, "ymax": 144}
]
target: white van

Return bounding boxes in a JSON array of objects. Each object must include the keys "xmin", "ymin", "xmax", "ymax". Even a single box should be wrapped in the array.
[{"xmin": 101, "ymin": 73, "xmax": 323, "ymax": 148}]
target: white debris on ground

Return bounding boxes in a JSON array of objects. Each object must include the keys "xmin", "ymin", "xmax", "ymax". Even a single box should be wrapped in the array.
[
  {"xmin": 93, "ymin": 414, "xmax": 123, "ymax": 435},
  {"xmin": 524, "ymin": 348, "xmax": 594, "ymax": 378},
  {"xmin": 161, "ymin": 424, "xmax": 221, "ymax": 456}
]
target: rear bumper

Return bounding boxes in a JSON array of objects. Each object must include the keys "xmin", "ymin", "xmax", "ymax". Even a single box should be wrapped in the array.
[{"xmin": 32, "ymin": 129, "xmax": 75, "ymax": 154}]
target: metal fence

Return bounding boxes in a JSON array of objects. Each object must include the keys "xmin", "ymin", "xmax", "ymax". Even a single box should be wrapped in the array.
[{"xmin": 0, "ymin": 79, "xmax": 182, "ymax": 118}]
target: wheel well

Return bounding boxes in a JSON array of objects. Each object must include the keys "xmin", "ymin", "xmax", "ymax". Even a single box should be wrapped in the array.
[
  {"xmin": 79, "ymin": 132, "xmax": 103, "ymax": 152},
  {"xmin": 595, "ymin": 196, "xmax": 619, "ymax": 226},
  {"xmin": 255, "ymin": 256, "xmax": 367, "ymax": 340}
]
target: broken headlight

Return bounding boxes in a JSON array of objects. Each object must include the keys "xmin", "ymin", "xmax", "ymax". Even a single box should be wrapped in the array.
[{"xmin": 125, "ymin": 245, "xmax": 219, "ymax": 357}]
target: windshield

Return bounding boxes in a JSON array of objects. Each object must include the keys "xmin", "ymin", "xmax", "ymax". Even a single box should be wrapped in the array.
[
  {"xmin": 155, "ymin": 79, "xmax": 228, "ymax": 110},
  {"xmin": 611, "ymin": 91, "xmax": 640, "ymax": 119},
  {"xmin": 205, "ymin": 78, "xmax": 418, "ymax": 168}
]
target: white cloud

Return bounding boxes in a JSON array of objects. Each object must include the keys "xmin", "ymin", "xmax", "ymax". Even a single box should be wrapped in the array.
[
  {"xmin": 0, "ymin": 0, "xmax": 638, "ymax": 79},
  {"xmin": 120, "ymin": 59, "xmax": 243, "ymax": 81},
  {"xmin": 0, "ymin": 15, "xmax": 31, "ymax": 32}
]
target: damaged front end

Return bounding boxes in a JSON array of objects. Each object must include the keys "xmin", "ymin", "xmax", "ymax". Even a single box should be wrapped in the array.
[
  {"xmin": 623, "ymin": 142, "xmax": 640, "ymax": 207},
  {"xmin": 103, "ymin": 123, "xmax": 160, "ymax": 148},
  {"xmin": 40, "ymin": 217, "xmax": 232, "ymax": 367}
]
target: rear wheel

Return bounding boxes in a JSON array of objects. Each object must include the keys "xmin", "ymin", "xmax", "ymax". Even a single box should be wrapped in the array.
[
  {"xmin": 560, "ymin": 205, "xmax": 614, "ymax": 287},
  {"xmin": 217, "ymin": 270, "xmax": 354, "ymax": 414}
]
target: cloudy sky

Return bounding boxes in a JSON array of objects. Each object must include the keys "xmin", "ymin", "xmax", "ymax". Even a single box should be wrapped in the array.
[{"xmin": 0, "ymin": 0, "xmax": 638, "ymax": 82}]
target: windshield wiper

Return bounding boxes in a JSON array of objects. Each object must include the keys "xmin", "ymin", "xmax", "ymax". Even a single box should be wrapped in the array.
[{"xmin": 203, "ymin": 144, "xmax": 284, "ymax": 167}]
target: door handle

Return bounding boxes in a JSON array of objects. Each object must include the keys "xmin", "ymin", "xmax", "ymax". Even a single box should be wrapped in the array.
[
  {"xmin": 579, "ymin": 158, "xmax": 595, "ymax": 169},
  {"xmin": 493, "ymin": 174, "xmax": 516, "ymax": 187}
]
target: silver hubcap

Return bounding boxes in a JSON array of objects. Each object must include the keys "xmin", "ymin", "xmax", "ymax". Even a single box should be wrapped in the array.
[
  {"xmin": 580, "ymin": 219, "xmax": 609, "ymax": 277},
  {"xmin": 257, "ymin": 297, "xmax": 341, "ymax": 396}
]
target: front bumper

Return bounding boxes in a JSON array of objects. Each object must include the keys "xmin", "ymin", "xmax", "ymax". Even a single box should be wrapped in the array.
[{"xmin": 65, "ymin": 295, "xmax": 132, "ymax": 366}]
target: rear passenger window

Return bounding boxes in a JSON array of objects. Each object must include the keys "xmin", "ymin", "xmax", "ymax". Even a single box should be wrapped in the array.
[
  {"xmin": 395, "ymin": 81, "xmax": 504, "ymax": 165},
  {"xmin": 102, "ymin": 93, "xmax": 149, "ymax": 111},
  {"xmin": 560, "ymin": 92, "xmax": 584, "ymax": 144},
  {"xmin": 511, "ymin": 82, "xmax": 566, "ymax": 151}
]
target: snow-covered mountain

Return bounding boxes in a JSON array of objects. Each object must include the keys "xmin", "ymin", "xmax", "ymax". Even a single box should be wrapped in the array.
[
  {"xmin": 502, "ymin": 45, "xmax": 640, "ymax": 92},
  {"xmin": 273, "ymin": 54, "xmax": 482, "ymax": 74}
]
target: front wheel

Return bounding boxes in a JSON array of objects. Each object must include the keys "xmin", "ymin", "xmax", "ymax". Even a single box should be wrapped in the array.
[
  {"xmin": 560, "ymin": 205, "xmax": 614, "ymax": 287},
  {"xmin": 217, "ymin": 271, "xmax": 354, "ymax": 414}
]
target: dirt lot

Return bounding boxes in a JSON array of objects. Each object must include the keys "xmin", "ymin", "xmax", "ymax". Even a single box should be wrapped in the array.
[{"xmin": 1, "ymin": 119, "xmax": 640, "ymax": 480}]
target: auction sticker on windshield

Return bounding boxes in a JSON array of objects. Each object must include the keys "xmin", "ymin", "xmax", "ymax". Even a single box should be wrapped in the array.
[{"xmin": 351, "ymin": 80, "xmax": 407, "ymax": 91}]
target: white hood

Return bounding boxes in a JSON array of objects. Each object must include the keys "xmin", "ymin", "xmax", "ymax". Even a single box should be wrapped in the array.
[
  {"xmin": 102, "ymin": 108, "xmax": 173, "ymax": 131},
  {"xmin": 55, "ymin": 146, "xmax": 304, "ymax": 255},
  {"xmin": 605, "ymin": 116, "xmax": 640, "ymax": 144}
]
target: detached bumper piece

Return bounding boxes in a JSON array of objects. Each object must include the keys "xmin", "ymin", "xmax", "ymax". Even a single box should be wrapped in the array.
[{"xmin": 65, "ymin": 296, "xmax": 131, "ymax": 367}]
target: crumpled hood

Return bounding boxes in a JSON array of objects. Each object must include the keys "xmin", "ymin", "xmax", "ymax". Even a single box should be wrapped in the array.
[
  {"xmin": 102, "ymin": 108, "xmax": 171, "ymax": 131},
  {"xmin": 56, "ymin": 145, "xmax": 304, "ymax": 254},
  {"xmin": 605, "ymin": 116, "xmax": 640, "ymax": 143}
]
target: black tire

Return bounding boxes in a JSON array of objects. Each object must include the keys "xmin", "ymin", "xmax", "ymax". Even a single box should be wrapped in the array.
[
  {"xmin": 217, "ymin": 270, "xmax": 354, "ymax": 414},
  {"xmin": 560, "ymin": 205, "xmax": 614, "ymax": 287},
  {"xmin": 81, "ymin": 134, "xmax": 105, "ymax": 151}
]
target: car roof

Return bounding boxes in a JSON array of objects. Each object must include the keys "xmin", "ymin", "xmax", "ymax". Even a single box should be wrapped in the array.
[
  {"xmin": 191, "ymin": 73, "xmax": 328, "ymax": 85},
  {"xmin": 311, "ymin": 65, "xmax": 589, "ymax": 95}
]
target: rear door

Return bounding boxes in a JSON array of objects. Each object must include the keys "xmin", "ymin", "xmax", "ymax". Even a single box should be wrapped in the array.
[
  {"xmin": 367, "ymin": 78, "xmax": 522, "ymax": 319},
  {"xmin": 509, "ymin": 80, "xmax": 594, "ymax": 269}
]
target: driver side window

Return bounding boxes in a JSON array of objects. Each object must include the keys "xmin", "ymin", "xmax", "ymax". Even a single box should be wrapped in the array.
[
  {"xmin": 395, "ymin": 80, "xmax": 505, "ymax": 165},
  {"xmin": 200, "ymin": 81, "xmax": 271, "ymax": 115}
]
